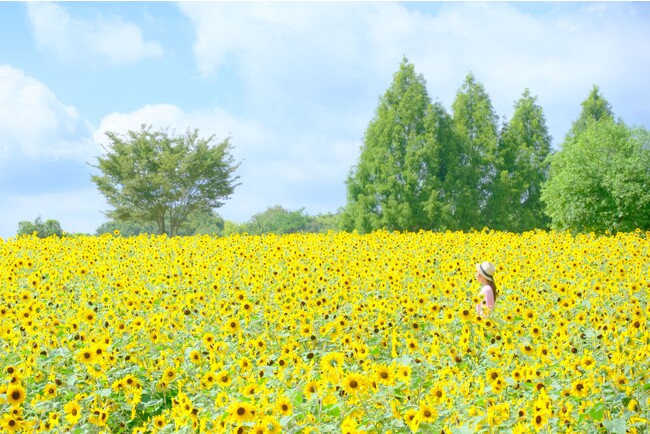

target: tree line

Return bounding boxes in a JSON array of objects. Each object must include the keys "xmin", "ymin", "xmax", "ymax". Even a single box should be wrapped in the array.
[
  {"xmin": 93, "ymin": 206, "xmax": 340, "ymax": 237},
  {"xmin": 14, "ymin": 57, "xmax": 650, "ymax": 238},
  {"xmin": 16, "ymin": 207, "xmax": 340, "ymax": 238},
  {"xmin": 343, "ymin": 57, "xmax": 650, "ymax": 234}
]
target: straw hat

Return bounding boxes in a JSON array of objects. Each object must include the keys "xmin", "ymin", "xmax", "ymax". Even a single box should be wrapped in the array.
[{"xmin": 476, "ymin": 261, "xmax": 495, "ymax": 281}]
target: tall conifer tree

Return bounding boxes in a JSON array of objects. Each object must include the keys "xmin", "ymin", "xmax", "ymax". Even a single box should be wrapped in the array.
[
  {"xmin": 451, "ymin": 73, "xmax": 499, "ymax": 230},
  {"xmin": 343, "ymin": 58, "xmax": 457, "ymax": 233},
  {"xmin": 488, "ymin": 89, "xmax": 552, "ymax": 231}
]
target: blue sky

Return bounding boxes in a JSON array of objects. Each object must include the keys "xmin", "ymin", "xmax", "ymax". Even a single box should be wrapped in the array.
[{"xmin": 1, "ymin": 2, "xmax": 649, "ymax": 238}]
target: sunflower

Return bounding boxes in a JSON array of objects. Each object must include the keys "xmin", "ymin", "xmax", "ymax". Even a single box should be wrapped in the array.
[
  {"xmin": 570, "ymin": 379, "xmax": 590, "ymax": 398},
  {"xmin": 418, "ymin": 401, "xmax": 437, "ymax": 423},
  {"xmin": 342, "ymin": 372, "xmax": 366, "ymax": 395},
  {"xmin": 64, "ymin": 400, "xmax": 82, "ymax": 425},
  {"xmin": 252, "ymin": 338, "xmax": 266, "ymax": 352},
  {"xmin": 242, "ymin": 382, "xmax": 258, "ymax": 397},
  {"xmin": 537, "ymin": 345, "xmax": 550, "ymax": 359},
  {"xmin": 227, "ymin": 401, "xmax": 255, "ymax": 423},
  {"xmin": 492, "ymin": 377, "xmax": 506, "ymax": 393},
  {"xmin": 521, "ymin": 344, "xmax": 535, "ymax": 356},
  {"xmin": 250, "ymin": 422, "xmax": 266, "ymax": 434},
  {"xmin": 275, "ymin": 395, "xmax": 293, "ymax": 416},
  {"xmin": 460, "ymin": 308, "xmax": 472, "ymax": 321},
  {"xmin": 209, "ymin": 391, "xmax": 227, "ymax": 411},
  {"xmin": 48, "ymin": 412, "xmax": 60, "ymax": 427},
  {"xmin": 374, "ymin": 363, "xmax": 396, "ymax": 386},
  {"xmin": 189, "ymin": 350, "xmax": 201, "ymax": 364},
  {"xmin": 241, "ymin": 301, "xmax": 254, "ymax": 315},
  {"xmin": 341, "ymin": 416, "xmax": 359, "ymax": 434},
  {"xmin": 201, "ymin": 372, "xmax": 216, "ymax": 389},
  {"xmin": 299, "ymin": 322, "xmax": 314, "ymax": 338},
  {"xmin": 397, "ymin": 365, "xmax": 412, "ymax": 383},
  {"xmin": 162, "ymin": 367, "xmax": 177, "ymax": 383},
  {"xmin": 232, "ymin": 425, "xmax": 250, "ymax": 434},
  {"xmin": 122, "ymin": 374, "xmax": 139, "ymax": 389},
  {"xmin": 81, "ymin": 308, "xmax": 96, "ymax": 323},
  {"xmin": 406, "ymin": 338, "xmax": 419, "ymax": 353},
  {"xmin": 43, "ymin": 383, "xmax": 57, "ymax": 399},
  {"xmin": 152, "ymin": 415, "xmax": 166, "ymax": 430},
  {"xmin": 75, "ymin": 347, "xmax": 95, "ymax": 365},
  {"xmin": 429, "ymin": 384, "xmax": 445, "ymax": 403},
  {"xmin": 486, "ymin": 367, "xmax": 501, "ymax": 384},
  {"xmin": 226, "ymin": 319, "xmax": 241, "ymax": 334},
  {"xmin": 531, "ymin": 412, "xmax": 547, "ymax": 431},
  {"xmin": 216, "ymin": 370, "xmax": 232, "ymax": 387},
  {"xmin": 238, "ymin": 357, "xmax": 252, "ymax": 371},
  {"xmin": 512, "ymin": 421, "xmax": 530, "ymax": 434},
  {"xmin": 303, "ymin": 380, "xmax": 321, "ymax": 397},
  {"xmin": 403, "ymin": 408, "xmax": 420, "ymax": 431},
  {"xmin": 6, "ymin": 384, "xmax": 26, "ymax": 406},
  {"xmin": 88, "ymin": 408, "xmax": 109, "ymax": 427},
  {"xmin": 628, "ymin": 399, "xmax": 639, "ymax": 412},
  {"xmin": 202, "ymin": 333, "xmax": 216, "ymax": 348},
  {"xmin": 2, "ymin": 412, "xmax": 24, "ymax": 433},
  {"xmin": 321, "ymin": 351, "xmax": 345, "ymax": 376},
  {"xmin": 581, "ymin": 352, "xmax": 596, "ymax": 370}
]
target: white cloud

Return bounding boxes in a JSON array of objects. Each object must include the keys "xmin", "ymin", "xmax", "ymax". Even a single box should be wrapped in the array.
[
  {"xmin": 93, "ymin": 104, "xmax": 358, "ymax": 222},
  {"xmin": 0, "ymin": 65, "xmax": 96, "ymax": 162},
  {"xmin": 171, "ymin": 1, "xmax": 650, "ymax": 221},
  {"xmin": 178, "ymin": 2, "xmax": 650, "ymax": 146},
  {"xmin": 178, "ymin": 3, "xmax": 392, "ymax": 112},
  {"xmin": 4, "ymin": 2, "xmax": 648, "ymax": 236},
  {"xmin": 27, "ymin": 2, "xmax": 163, "ymax": 66},
  {"xmin": 94, "ymin": 104, "xmax": 272, "ymax": 159}
]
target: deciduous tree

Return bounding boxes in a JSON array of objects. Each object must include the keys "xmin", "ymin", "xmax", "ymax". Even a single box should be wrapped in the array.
[
  {"xmin": 542, "ymin": 89, "xmax": 650, "ymax": 233},
  {"xmin": 17, "ymin": 216, "xmax": 63, "ymax": 238},
  {"xmin": 241, "ymin": 205, "xmax": 312, "ymax": 235},
  {"xmin": 91, "ymin": 125, "xmax": 240, "ymax": 236}
]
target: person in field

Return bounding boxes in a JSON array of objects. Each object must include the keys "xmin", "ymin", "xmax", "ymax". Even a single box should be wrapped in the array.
[{"xmin": 475, "ymin": 261, "xmax": 497, "ymax": 316}]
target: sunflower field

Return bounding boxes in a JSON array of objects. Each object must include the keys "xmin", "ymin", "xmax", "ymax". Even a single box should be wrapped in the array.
[{"xmin": 0, "ymin": 230, "xmax": 648, "ymax": 433}]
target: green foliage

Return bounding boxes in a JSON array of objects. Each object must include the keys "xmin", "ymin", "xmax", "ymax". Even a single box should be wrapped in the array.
[
  {"xmin": 305, "ymin": 211, "xmax": 343, "ymax": 233},
  {"xmin": 222, "ymin": 220, "xmax": 245, "ymax": 236},
  {"xmin": 344, "ymin": 63, "xmax": 562, "ymax": 233},
  {"xmin": 96, "ymin": 209, "xmax": 225, "ymax": 236},
  {"xmin": 566, "ymin": 85, "xmax": 614, "ymax": 140},
  {"xmin": 541, "ymin": 117, "xmax": 650, "ymax": 233},
  {"xmin": 17, "ymin": 216, "xmax": 63, "ymax": 238},
  {"xmin": 542, "ymin": 87, "xmax": 650, "ymax": 233},
  {"xmin": 230, "ymin": 205, "xmax": 324, "ymax": 235},
  {"xmin": 177, "ymin": 209, "xmax": 225, "ymax": 236},
  {"xmin": 344, "ymin": 57, "xmax": 459, "ymax": 233},
  {"xmin": 90, "ymin": 124, "xmax": 240, "ymax": 236},
  {"xmin": 95, "ymin": 220, "xmax": 156, "ymax": 236},
  {"xmin": 224, "ymin": 207, "xmax": 341, "ymax": 236},
  {"xmin": 245, "ymin": 205, "xmax": 312, "ymax": 235},
  {"xmin": 451, "ymin": 72, "xmax": 499, "ymax": 230},
  {"xmin": 487, "ymin": 89, "xmax": 552, "ymax": 231}
]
